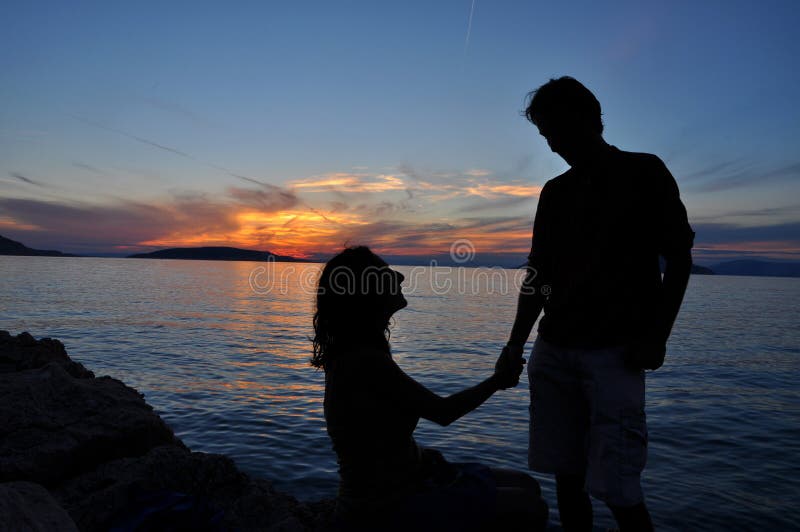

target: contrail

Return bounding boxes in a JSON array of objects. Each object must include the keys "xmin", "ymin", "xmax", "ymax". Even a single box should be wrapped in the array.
[
  {"xmin": 464, "ymin": 0, "xmax": 476, "ymax": 57},
  {"xmin": 69, "ymin": 113, "xmax": 343, "ymax": 225},
  {"xmin": 70, "ymin": 114, "xmax": 197, "ymax": 160}
]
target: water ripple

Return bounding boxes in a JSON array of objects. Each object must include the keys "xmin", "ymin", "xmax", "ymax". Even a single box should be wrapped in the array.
[{"xmin": 1, "ymin": 258, "xmax": 799, "ymax": 530}]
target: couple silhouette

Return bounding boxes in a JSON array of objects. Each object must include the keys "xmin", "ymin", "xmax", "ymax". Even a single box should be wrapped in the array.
[{"xmin": 313, "ymin": 77, "xmax": 694, "ymax": 531}]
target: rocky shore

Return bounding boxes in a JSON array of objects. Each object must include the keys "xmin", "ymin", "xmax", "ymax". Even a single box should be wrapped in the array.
[{"xmin": 0, "ymin": 330, "xmax": 331, "ymax": 531}]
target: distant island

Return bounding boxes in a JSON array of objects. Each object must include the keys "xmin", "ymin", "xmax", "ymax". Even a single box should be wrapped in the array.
[
  {"xmin": 4, "ymin": 233, "xmax": 800, "ymax": 277},
  {"xmin": 690, "ymin": 264, "xmax": 714, "ymax": 275},
  {"xmin": 513, "ymin": 261, "xmax": 714, "ymax": 275},
  {"xmin": 128, "ymin": 246, "xmax": 308, "ymax": 262},
  {"xmin": 0, "ymin": 235, "xmax": 75, "ymax": 257},
  {"xmin": 708, "ymin": 259, "xmax": 800, "ymax": 278}
]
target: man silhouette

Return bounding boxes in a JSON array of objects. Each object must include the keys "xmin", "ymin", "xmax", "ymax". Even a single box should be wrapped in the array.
[{"xmin": 504, "ymin": 77, "xmax": 694, "ymax": 531}]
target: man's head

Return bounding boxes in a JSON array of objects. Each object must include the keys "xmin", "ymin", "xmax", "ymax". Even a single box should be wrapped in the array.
[{"xmin": 524, "ymin": 77, "xmax": 604, "ymax": 166}]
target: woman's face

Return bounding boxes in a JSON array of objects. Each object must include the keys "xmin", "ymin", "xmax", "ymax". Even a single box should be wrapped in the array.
[{"xmin": 375, "ymin": 263, "xmax": 407, "ymax": 318}]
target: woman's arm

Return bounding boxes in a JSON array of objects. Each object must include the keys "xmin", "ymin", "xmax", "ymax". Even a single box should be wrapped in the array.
[{"xmin": 380, "ymin": 351, "xmax": 522, "ymax": 427}]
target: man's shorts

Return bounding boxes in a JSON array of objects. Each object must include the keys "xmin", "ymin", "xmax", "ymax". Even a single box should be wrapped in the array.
[{"xmin": 527, "ymin": 335, "xmax": 647, "ymax": 507}]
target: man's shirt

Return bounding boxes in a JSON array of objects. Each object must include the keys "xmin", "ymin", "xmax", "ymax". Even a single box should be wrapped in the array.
[{"xmin": 527, "ymin": 145, "xmax": 695, "ymax": 349}]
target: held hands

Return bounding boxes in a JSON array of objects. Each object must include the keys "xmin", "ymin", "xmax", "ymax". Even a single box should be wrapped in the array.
[{"xmin": 494, "ymin": 344, "xmax": 526, "ymax": 389}]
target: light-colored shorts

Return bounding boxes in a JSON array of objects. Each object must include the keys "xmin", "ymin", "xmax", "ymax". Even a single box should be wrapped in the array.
[{"xmin": 527, "ymin": 335, "xmax": 647, "ymax": 507}]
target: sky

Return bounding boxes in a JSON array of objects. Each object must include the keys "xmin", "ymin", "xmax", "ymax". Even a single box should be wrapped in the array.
[{"xmin": 1, "ymin": 0, "xmax": 799, "ymax": 264}]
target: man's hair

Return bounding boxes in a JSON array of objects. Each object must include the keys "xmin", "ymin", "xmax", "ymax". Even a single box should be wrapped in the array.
[{"xmin": 524, "ymin": 76, "xmax": 604, "ymax": 134}]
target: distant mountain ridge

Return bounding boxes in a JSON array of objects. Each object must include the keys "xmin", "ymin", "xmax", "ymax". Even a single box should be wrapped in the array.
[
  {"xmin": 4, "ymin": 233, "xmax": 800, "ymax": 276},
  {"xmin": 690, "ymin": 264, "xmax": 714, "ymax": 275},
  {"xmin": 0, "ymin": 235, "xmax": 75, "ymax": 257},
  {"xmin": 708, "ymin": 259, "xmax": 800, "ymax": 278},
  {"xmin": 127, "ymin": 246, "xmax": 307, "ymax": 262}
]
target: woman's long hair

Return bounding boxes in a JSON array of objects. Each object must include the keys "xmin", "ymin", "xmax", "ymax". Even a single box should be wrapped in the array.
[{"xmin": 311, "ymin": 246, "xmax": 392, "ymax": 371}]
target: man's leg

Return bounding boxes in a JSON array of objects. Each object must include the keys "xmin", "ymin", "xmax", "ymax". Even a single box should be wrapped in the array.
[
  {"xmin": 581, "ymin": 347, "xmax": 650, "ymax": 531},
  {"xmin": 528, "ymin": 337, "xmax": 591, "ymax": 530},
  {"xmin": 556, "ymin": 473, "xmax": 592, "ymax": 532},
  {"xmin": 608, "ymin": 502, "xmax": 653, "ymax": 532}
]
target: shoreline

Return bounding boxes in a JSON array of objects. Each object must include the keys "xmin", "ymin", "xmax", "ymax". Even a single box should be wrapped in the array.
[{"xmin": 0, "ymin": 330, "xmax": 332, "ymax": 531}]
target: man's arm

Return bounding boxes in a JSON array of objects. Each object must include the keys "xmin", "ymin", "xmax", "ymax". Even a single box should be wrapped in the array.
[
  {"xmin": 507, "ymin": 270, "xmax": 547, "ymax": 350},
  {"xmin": 626, "ymin": 157, "xmax": 695, "ymax": 370},
  {"xmin": 507, "ymin": 182, "xmax": 551, "ymax": 353},
  {"xmin": 654, "ymin": 157, "xmax": 695, "ymax": 345},
  {"xmin": 658, "ymin": 249, "xmax": 692, "ymax": 344}
]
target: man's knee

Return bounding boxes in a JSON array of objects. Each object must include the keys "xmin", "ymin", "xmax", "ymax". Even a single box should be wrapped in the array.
[
  {"xmin": 607, "ymin": 501, "xmax": 653, "ymax": 532},
  {"xmin": 555, "ymin": 472, "xmax": 586, "ymax": 492}
]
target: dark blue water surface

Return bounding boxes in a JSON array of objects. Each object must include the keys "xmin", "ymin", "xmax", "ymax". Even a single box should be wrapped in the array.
[{"xmin": 2, "ymin": 256, "xmax": 798, "ymax": 530}]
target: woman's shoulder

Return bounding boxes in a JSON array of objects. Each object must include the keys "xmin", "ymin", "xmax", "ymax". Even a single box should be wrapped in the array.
[{"xmin": 328, "ymin": 346, "xmax": 396, "ymax": 376}]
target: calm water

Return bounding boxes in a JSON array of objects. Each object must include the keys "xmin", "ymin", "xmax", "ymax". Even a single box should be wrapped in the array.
[{"xmin": 1, "ymin": 256, "xmax": 799, "ymax": 530}]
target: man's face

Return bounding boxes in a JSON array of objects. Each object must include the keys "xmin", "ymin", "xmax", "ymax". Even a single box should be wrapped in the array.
[{"xmin": 534, "ymin": 113, "xmax": 589, "ymax": 166}]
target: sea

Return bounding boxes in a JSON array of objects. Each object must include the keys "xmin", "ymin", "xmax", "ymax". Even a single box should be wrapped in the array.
[{"xmin": 1, "ymin": 256, "xmax": 798, "ymax": 531}]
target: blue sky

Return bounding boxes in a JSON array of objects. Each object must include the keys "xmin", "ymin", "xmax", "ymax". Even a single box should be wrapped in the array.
[{"xmin": 1, "ymin": 0, "xmax": 799, "ymax": 262}]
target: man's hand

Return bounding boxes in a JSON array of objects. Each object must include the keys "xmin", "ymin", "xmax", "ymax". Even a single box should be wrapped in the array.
[
  {"xmin": 494, "ymin": 345, "xmax": 526, "ymax": 389},
  {"xmin": 623, "ymin": 340, "xmax": 666, "ymax": 371}
]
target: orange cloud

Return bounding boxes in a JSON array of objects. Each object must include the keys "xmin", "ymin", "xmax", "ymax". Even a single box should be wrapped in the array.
[
  {"xmin": 464, "ymin": 183, "xmax": 543, "ymax": 199},
  {"xmin": 0, "ymin": 167, "xmax": 545, "ymax": 257},
  {"xmin": 290, "ymin": 173, "xmax": 407, "ymax": 193},
  {"xmin": 0, "ymin": 216, "xmax": 40, "ymax": 231}
]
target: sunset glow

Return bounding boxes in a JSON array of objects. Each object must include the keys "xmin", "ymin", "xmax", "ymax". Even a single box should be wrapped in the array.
[{"xmin": 1, "ymin": 2, "xmax": 798, "ymax": 263}]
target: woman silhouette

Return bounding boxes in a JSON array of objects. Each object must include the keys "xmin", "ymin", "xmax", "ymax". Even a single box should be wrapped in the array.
[{"xmin": 313, "ymin": 246, "xmax": 547, "ymax": 531}]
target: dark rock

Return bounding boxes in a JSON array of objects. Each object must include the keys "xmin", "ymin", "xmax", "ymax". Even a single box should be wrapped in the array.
[
  {"xmin": 54, "ymin": 445, "xmax": 314, "ymax": 532},
  {"xmin": 0, "ymin": 331, "xmax": 93, "ymax": 377},
  {"xmin": 0, "ymin": 331, "xmax": 331, "ymax": 531},
  {"xmin": 0, "ymin": 481, "xmax": 79, "ymax": 531},
  {"xmin": 0, "ymin": 358, "xmax": 180, "ymax": 486}
]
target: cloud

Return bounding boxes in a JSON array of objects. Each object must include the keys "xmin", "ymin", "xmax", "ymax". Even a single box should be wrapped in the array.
[
  {"xmin": 689, "ymin": 220, "xmax": 800, "ymax": 261},
  {"xmin": 454, "ymin": 196, "xmax": 535, "ymax": 214},
  {"xmin": 72, "ymin": 162, "xmax": 104, "ymax": 174},
  {"xmin": 288, "ymin": 170, "xmax": 542, "ymax": 219},
  {"xmin": 70, "ymin": 114, "xmax": 291, "ymax": 192},
  {"xmin": 397, "ymin": 163, "xmax": 424, "ymax": 182},
  {"xmin": 692, "ymin": 204, "xmax": 800, "ymax": 223},
  {"xmin": 9, "ymin": 172, "xmax": 49, "ymax": 187},
  {"xmin": 319, "ymin": 215, "xmax": 533, "ymax": 256},
  {"xmin": 0, "ymin": 162, "xmax": 543, "ymax": 257},
  {"xmin": 684, "ymin": 159, "xmax": 800, "ymax": 192},
  {"xmin": 290, "ymin": 167, "xmax": 542, "ymax": 222},
  {"xmin": 227, "ymin": 186, "xmax": 299, "ymax": 211},
  {"xmin": 464, "ymin": 168, "xmax": 492, "ymax": 177},
  {"xmin": 463, "ymin": 182, "xmax": 542, "ymax": 199},
  {"xmin": 140, "ymin": 96, "xmax": 216, "ymax": 127},
  {"xmin": 693, "ymin": 221, "xmax": 800, "ymax": 244},
  {"xmin": 290, "ymin": 173, "xmax": 407, "ymax": 193},
  {"xmin": 0, "ymin": 196, "xmax": 238, "ymax": 249},
  {"xmin": 0, "ymin": 183, "xmax": 301, "ymax": 253},
  {"xmin": 682, "ymin": 159, "xmax": 747, "ymax": 182}
]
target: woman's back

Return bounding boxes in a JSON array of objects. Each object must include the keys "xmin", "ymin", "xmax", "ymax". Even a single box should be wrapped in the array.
[{"xmin": 323, "ymin": 348, "xmax": 423, "ymax": 514}]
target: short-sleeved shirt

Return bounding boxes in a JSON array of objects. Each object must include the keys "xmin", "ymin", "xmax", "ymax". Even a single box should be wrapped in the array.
[{"xmin": 526, "ymin": 145, "xmax": 695, "ymax": 349}]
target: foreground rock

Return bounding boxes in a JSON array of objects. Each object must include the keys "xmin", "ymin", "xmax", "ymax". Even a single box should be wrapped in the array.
[
  {"xmin": 0, "ymin": 481, "xmax": 78, "ymax": 532},
  {"xmin": 0, "ymin": 361, "xmax": 180, "ymax": 487},
  {"xmin": 0, "ymin": 331, "xmax": 329, "ymax": 531}
]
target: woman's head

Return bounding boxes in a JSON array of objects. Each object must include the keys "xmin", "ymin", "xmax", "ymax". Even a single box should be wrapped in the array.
[{"xmin": 311, "ymin": 246, "xmax": 406, "ymax": 370}]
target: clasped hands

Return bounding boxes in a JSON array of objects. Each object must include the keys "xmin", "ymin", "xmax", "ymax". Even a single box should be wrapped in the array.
[{"xmin": 494, "ymin": 344, "xmax": 526, "ymax": 389}]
